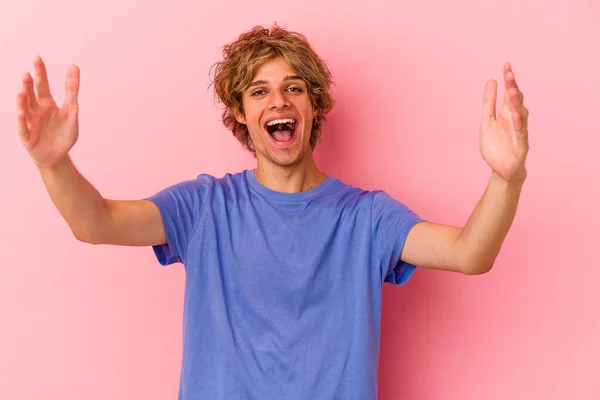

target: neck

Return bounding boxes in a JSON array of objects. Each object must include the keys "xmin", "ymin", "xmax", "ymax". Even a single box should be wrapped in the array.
[{"xmin": 254, "ymin": 151, "xmax": 327, "ymax": 193}]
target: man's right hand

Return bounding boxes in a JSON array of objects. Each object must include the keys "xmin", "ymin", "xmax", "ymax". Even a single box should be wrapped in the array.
[{"xmin": 16, "ymin": 56, "xmax": 80, "ymax": 169}]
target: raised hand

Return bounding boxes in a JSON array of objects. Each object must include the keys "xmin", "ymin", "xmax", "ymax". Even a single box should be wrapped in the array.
[
  {"xmin": 479, "ymin": 63, "xmax": 529, "ymax": 183},
  {"xmin": 16, "ymin": 56, "xmax": 80, "ymax": 168}
]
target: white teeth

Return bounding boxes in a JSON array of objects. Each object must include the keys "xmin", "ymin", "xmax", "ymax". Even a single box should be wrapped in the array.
[{"xmin": 266, "ymin": 118, "xmax": 296, "ymax": 127}]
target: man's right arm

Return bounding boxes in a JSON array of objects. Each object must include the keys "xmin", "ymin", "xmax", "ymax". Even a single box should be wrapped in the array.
[
  {"xmin": 17, "ymin": 57, "xmax": 166, "ymax": 248},
  {"xmin": 38, "ymin": 155, "xmax": 166, "ymax": 247}
]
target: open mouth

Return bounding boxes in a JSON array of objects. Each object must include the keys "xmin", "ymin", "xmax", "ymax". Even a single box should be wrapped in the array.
[{"xmin": 265, "ymin": 118, "xmax": 297, "ymax": 143}]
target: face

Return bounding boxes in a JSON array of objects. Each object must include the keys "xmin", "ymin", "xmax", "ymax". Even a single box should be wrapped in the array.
[{"xmin": 235, "ymin": 57, "xmax": 316, "ymax": 168}]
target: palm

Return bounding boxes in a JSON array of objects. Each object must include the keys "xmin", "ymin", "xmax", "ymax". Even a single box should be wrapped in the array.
[
  {"xmin": 17, "ymin": 57, "xmax": 80, "ymax": 168},
  {"xmin": 479, "ymin": 63, "xmax": 529, "ymax": 183},
  {"xmin": 25, "ymin": 97, "xmax": 79, "ymax": 167}
]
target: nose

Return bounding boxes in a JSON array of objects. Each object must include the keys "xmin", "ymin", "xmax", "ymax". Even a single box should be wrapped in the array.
[{"xmin": 268, "ymin": 89, "xmax": 290, "ymax": 109}]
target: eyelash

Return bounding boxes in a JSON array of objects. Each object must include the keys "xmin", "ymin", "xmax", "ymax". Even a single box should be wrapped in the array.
[{"xmin": 251, "ymin": 87, "xmax": 303, "ymax": 97}]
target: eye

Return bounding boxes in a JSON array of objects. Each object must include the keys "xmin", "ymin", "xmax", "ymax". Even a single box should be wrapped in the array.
[
  {"xmin": 287, "ymin": 87, "xmax": 302, "ymax": 92},
  {"xmin": 251, "ymin": 89, "xmax": 266, "ymax": 97}
]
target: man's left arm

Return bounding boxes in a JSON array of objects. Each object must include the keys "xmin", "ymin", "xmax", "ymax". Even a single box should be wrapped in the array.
[{"xmin": 401, "ymin": 63, "xmax": 529, "ymax": 275}]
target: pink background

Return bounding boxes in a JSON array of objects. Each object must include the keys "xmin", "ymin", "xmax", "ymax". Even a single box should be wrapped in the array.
[{"xmin": 1, "ymin": 0, "xmax": 599, "ymax": 399}]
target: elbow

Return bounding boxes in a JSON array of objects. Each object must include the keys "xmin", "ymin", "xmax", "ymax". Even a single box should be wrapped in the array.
[
  {"xmin": 72, "ymin": 229, "xmax": 90, "ymax": 243},
  {"xmin": 72, "ymin": 228, "xmax": 101, "ymax": 245},
  {"xmin": 461, "ymin": 258, "xmax": 496, "ymax": 275}
]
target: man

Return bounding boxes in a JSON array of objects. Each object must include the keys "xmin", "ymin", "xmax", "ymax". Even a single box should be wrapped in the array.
[{"xmin": 16, "ymin": 25, "xmax": 528, "ymax": 399}]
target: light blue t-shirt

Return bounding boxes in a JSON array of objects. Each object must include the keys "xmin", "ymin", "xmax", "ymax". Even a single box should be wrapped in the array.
[{"xmin": 146, "ymin": 169, "xmax": 424, "ymax": 400}]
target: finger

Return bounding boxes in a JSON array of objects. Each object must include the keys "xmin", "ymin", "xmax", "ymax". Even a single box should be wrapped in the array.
[
  {"xmin": 16, "ymin": 91, "xmax": 32, "ymax": 144},
  {"xmin": 504, "ymin": 63, "xmax": 518, "ymax": 86},
  {"xmin": 63, "ymin": 65, "xmax": 80, "ymax": 109},
  {"xmin": 16, "ymin": 87, "xmax": 32, "ymax": 121},
  {"xmin": 502, "ymin": 63, "xmax": 511, "ymax": 106},
  {"xmin": 17, "ymin": 110, "xmax": 31, "ymax": 144},
  {"xmin": 508, "ymin": 87, "xmax": 524, "ymax": 109},
  {"xmin": 511, "ymin": 107, "xmax": 529, "ymax": 142},
  {"xmin": 33, "ymin": 56, "xmax": 52, "ymax": 99},
  {"xmin": 503, "ymin": 63, "xmax": 521, "ymax": 105},
  {"xmin": 505, "ymin": 67, "xmax": 527, "ymax": 119},
  {"xmin": 22, "ymin": 72, "xmax": 38, "ymax": 110},
  {"xmin": 482, "ymin": 79, "xmax": 497, "ymax": 122},
  {"xmin": 512, "ymin": 110, "xmax": 523, "ymax": 132}
]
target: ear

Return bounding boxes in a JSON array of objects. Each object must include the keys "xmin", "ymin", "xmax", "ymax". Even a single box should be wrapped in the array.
[{"xmin": 234, "ymin": 108, "xmax": 246, "ymax": 125}]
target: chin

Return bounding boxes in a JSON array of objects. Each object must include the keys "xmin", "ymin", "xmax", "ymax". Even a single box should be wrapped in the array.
[{"xmin": 263, "ymin": 149, "xmax": 306, "ymax": 168}]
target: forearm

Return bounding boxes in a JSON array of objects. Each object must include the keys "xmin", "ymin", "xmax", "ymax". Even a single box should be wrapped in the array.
[
  {"xmin": 455, "ymin": 171, "xmax": 526, "ymax": 274},
  {"xmin": 37, "ymin": 155, "xmax": 109, "ymax": 242}
]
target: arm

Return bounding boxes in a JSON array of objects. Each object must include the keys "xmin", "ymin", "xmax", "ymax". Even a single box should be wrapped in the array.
[
  {"xmin": 402, "ymin": 172, "xmax": 525, "ymax": 274},
  {"xmin": 401, "ymin": 63, "xmax": 529, "ymax": 275},
  {"xmin": 37, "ymin": 155, "xmax": 165, "ymax": 246},
  {"xmin": 17, "ymin": 56, "xmax": 166, "ymax": 246}
]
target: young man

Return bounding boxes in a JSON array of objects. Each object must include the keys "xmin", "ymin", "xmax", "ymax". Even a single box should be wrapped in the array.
[{"xmin": 16, "ymin": 25, "xmax": 528, "ymax": 399}]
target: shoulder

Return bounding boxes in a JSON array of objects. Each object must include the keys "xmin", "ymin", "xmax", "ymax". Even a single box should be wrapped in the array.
[
  {"xmin": 332, "ymin": 178, "xmax": 419, "ymax": 222},
  {"xmin": 171, "ymin": 170, "xmax": 247, "ymax": 192},
  {"xmin": 329, "ymin": 177, "xmax": 397, "ymax": 207},
  {"xmin": 147, "ymin": 171, "xmax": 249, "ymax": 206}
]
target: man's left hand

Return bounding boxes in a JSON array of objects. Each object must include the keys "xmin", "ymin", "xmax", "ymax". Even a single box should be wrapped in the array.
[{"xmin": 479, "ymin": 63, "xmax": 529, "ymax": 183}]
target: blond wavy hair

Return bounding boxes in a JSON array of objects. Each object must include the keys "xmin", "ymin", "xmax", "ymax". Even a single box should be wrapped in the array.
[{"xmin": 210, "ymin": 24, "xmax": 335, "ymax": 153}]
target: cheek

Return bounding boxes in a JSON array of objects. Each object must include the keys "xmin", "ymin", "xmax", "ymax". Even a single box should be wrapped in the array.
[{"xmin": 244, "ymin": 108, "xmax": 262, "ymax": 127}]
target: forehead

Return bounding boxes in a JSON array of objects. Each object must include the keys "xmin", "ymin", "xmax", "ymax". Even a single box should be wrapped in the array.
[{"xmin": 252, "ymin": 57, "xmax": 299, "ymax": 81}]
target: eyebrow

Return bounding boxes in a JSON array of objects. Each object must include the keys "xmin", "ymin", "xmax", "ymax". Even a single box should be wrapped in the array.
[{"xmin": 246, "ymin": 75, "xmax": 304, "ymax": 90}]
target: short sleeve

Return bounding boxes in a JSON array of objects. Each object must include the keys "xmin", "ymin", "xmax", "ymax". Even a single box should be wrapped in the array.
[
  {"xmin": 371, "ymin": 191, "xmax": 425, "ymax": 286},
  {"xmin": 144, "ymin": 174, "xmax": 213, "ymax": 265}
]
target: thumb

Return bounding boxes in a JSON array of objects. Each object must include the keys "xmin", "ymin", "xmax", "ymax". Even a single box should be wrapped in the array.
[
  {"xmin": 481, "ymin": 79, "xmax": 497, "ymax": 125},
  {"xmin": 63, "ymin": 65, "xmax": 80, "ymax": 109}
]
